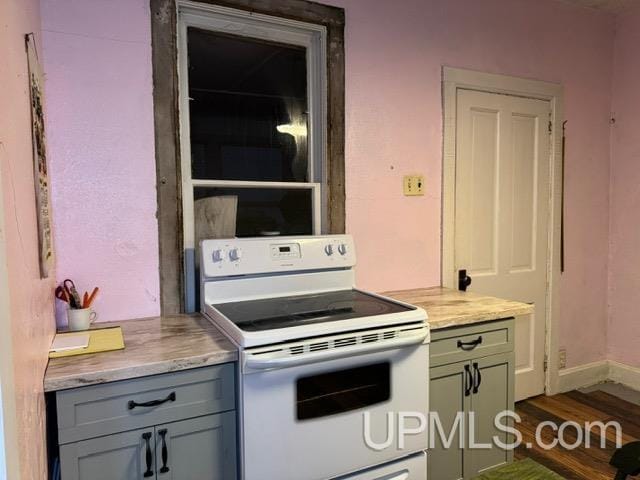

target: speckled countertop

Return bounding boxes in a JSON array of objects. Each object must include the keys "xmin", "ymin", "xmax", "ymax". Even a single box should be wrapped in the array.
[
  {"xmin": 382, "ymin": 287, "xmax": 533, "ymax": 330},
  {"xmin": 44, "ymin": 314, "xmax": 237, "ymax": 392},
  {"xmin": 44, "ymin": 289, "xmax": 531, "ymax": 391}
]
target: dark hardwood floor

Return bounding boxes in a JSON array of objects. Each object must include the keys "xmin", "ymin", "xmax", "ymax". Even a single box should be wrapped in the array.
[{"xmin": 515, "ymin": 390, "xmax": 640, "ymax": 480}]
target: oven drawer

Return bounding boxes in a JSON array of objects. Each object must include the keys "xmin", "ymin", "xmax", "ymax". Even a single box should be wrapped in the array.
[
  {"xmin": 430, "ymin": 319, "xmax": 514, "ymax": 367},
  {"xmin": 335, "ymin": 452, "xmax": 427, "ymax": 479},
  {"xmin": 56, "ymin": 364, "xmax": 235, "ymax": 444}
]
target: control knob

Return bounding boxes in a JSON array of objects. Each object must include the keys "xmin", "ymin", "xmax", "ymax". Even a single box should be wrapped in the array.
[
  {"xmin": 338, "ymin": 243, "xmax": 348, "ymax": 256},
  {"xmin": 212, "ymin": 249, "xmax": 225, "ymax": 262},
  {"xmin": 229, "ymin": 248, "xmax": 243, "ymax": 262},
  {"xmin": 324, "ymin": 244, "xmax": 334, "ymax": 256}
]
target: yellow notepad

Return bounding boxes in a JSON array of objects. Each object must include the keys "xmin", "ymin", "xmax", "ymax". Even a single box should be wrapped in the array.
[{"xmin": 49, "ymin": 326, "xmax": 125, "ymax": 358}]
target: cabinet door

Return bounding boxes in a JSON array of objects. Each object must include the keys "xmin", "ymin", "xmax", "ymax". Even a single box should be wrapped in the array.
[
  {"xmin": 155, "ymin": 412, "xmax": 237, "ymax": 480},
  {"xmin": 60, "ymin": 428, "xmax": 156, "ymax": 480},
  {"xmin": 469, "ymin": 352, "xmax": 514, "ymax": 477},
  {"xmin": 429, "ymin": 361, "xmax": 471, "ymax": 480}
]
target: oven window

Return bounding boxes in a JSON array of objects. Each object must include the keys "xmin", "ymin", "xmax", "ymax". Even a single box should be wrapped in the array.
[{"xmin": 296, "ymin": 362, "xmax": 390, "ymax": 421}]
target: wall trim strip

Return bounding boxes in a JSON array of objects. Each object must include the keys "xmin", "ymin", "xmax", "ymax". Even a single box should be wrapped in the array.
[
  {"xmin": 557, "ymin": 360, "xmax": 609, "ymax": 392},
  {"xmin": 557, "ymin": 360, "xmax": 640, "ymax": 393}
]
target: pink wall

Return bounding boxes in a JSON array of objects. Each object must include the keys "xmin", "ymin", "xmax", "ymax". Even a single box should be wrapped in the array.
[
  {"xmin": 42, "ymin": 0, "xmax": 615, "ymax": 368},
  {"xmin": 0, "ymin": 0, "xmax": 56, "ymax": 477},
  {"xmin": 607, "ymin": 3, "xmax": 640, "ymax": 366},
  {"xmin": 41, "ymin": 0, "xmax": 160, "ymax": 324},
  {"xmin": 327, "ymin": 0, "xmax": 615, "ymax": 368}
]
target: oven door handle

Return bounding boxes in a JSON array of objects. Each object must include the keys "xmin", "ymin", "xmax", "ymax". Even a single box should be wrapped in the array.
[{"xmin": 244, "ymin": 329, "xmax": 428, "ymax": 370}]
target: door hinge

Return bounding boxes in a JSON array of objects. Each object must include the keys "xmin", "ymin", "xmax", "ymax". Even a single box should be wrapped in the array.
[
  {"xmin": 548, "ymin": 120, "xmax": 553, "ymax": 134},
  {"xmin": 543, "ymin": 354, "xmax": 548, "ymax": 372}
]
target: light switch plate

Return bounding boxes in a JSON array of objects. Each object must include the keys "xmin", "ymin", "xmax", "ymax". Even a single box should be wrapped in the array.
[{"xmin": 403, "ymin": 175, "xmax": 425, "ymax": 196}]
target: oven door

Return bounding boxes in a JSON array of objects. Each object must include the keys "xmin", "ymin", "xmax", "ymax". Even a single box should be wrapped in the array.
[{"xmin": 240, "ymin": 340, "xmax": 429, "ymax": 480}]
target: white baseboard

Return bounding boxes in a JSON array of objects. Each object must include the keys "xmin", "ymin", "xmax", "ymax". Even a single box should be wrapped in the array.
[
  {"xmin": 557, "ymin": 360, "xmax": 609, "ymax": 392},
  {"xmin": 608, "ymin": 360, "xmax": 640, "ymax": 391},
  {"xmin": 556, "ymin": 359, "xmax": 640, "ymax": 393}
]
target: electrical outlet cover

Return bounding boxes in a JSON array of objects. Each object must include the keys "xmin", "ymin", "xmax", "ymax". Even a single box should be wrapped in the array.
[
  {"xmin": 403, "ymin": 175, "xmax": 425, "ymax": 196},
  {"xmin": 559, "ymin": 348, "xmax": 567, "ymax": 369}
]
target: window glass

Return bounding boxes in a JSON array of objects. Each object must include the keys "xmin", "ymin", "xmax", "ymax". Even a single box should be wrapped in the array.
[
  {"xmin": 194, "ymin": 187, "xmax": 313, "ymax": 237},
  {"xmin": 188, "ymin": 28, "xmax": 309, "ymax": 182},
  {"xmin": 296, "ymin": 362, "xmax": 391, "ymax": 420}
]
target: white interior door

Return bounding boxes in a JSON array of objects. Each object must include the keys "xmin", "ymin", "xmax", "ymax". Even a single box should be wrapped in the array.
[{"xmin": 454, "ymin": 89, "xmax": 550, "ymax": 401}]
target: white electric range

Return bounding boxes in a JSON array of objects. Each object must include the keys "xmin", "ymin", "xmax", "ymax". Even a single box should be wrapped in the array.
[{"xmin": 201, "ymin": 235, "xmax": 429, "ymax": 480}]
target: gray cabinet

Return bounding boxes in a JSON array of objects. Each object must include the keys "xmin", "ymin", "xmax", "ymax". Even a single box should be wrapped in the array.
[
  {"xmin": 429, "ymin": 320, "xmax": 515, "ymax": 480},
  {"xmin": 430, "ymin": 363, "xmax": 469, "ymax": 480},
  {"xmin": 155, "ymin": 413, "xmax": 236, "ymax": 480},
  {"xmin": 60, "ymin": 428, "xmax": 152, "ymax": 480},
  {"xmin": 56, "ymin": 365, "xmax": 237, "ymax": 480},
  {"xmin": 470, "ymin": 354, "xmax": 513, "ymax": 476},
  {"xmin": 56, "ymin": 364, "xmax": 235, "ymax": 444}
]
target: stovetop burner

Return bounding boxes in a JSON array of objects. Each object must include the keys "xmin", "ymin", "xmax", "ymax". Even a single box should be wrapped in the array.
[{"xmin": 212, "ymin": 290, "xmax": 414, "ymax": 332}]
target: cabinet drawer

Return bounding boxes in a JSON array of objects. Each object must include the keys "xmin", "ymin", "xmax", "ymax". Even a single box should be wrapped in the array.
[
  {"xmin": 430, "ymin": 319, "xmax": 514, "ymax": 367},
  {"xmin": 56, "ymin": 364, "xmax": 235, "ymax": 444}
]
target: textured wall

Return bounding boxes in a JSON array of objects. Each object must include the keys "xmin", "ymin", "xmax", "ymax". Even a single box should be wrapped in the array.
[
  {"xmin": 0, "ymin": 0, "xmax": 56, "ymax": 478},
  {"xmin": 324, "ymin": 0, "xmax": 615, "ymax": 368},
  {"xmin": 41, "ymin": 0, "xmax": 614, "ymax": 368},
  {"xmin": 40, "ymin": 0, "xmax": 159, "ymax": 325},
  {"xmin": 608, "ymin": 3, "xmax": 640, "ymax": 366}
]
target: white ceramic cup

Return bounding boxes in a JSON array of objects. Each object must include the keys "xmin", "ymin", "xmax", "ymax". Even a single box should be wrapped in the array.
[{"xmin": 67, "ymin": 307, "xmax": 97, "ymax": 331}]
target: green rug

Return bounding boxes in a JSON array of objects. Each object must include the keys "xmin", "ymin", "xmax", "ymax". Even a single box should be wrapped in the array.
[{"xmin": 473, "ymin": 458, "xmax": 564, "ymax": 479}]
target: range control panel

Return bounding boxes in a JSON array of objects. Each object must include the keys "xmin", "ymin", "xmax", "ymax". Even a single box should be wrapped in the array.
[
  {"xmin": 270, "ymin": 243, "xmax": 302, "ymax": 260},
  {"xmin": 201, "ymin": 235, "xmax": 356, "ymax": 278}
]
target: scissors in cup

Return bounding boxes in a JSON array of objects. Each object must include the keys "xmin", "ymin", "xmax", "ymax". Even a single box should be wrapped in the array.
[{"xmin": 63, "ymin": 279, "xmax": 83, "ymax": 309}]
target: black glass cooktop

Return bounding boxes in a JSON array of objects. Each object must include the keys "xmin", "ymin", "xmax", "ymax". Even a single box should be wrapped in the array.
[{"xmin": 213, "ymin": 290, "xmax": 414, "ymax": 332}]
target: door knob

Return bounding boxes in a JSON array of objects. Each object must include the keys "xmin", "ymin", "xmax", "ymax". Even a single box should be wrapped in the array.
[{"xmin": 458, "ymin": 269, "xmax": 472, "ymax": 291}]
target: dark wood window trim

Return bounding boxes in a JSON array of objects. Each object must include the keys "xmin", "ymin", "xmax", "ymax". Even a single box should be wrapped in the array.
[{"xmin": 150, "ymin": 0, "xmax": 345, "ymax": 314}]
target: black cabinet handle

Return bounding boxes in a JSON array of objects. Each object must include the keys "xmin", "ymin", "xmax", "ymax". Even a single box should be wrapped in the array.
[
  {"xmin": 457, "ymin": 336, "xmax": 483, "ymax": 351},
  {"xmin": 142, "ymin": 432, "xmax": 154, "ymax": 478},
  {"xmin": 464, "ymin": 364, "xmax": 472, "ymax": 397},
  {"xmin": 159, "ymin": 428, "xmax": 170, "ymax": 473},
  {"xmin": 458, "ymin": 269, "xmax": 472, "ymax": 291},
  {"xmin": 472, "ymin": 362, "xmax": 482, "ymax": 394},
  {"xmin": 128, "ymin": 392, "xmax": 176, "ymax": 410}
]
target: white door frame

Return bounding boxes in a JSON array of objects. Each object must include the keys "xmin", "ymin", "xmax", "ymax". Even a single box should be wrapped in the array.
[
  {"xmin": 0, "ymin": 163, "xmax": 20, "ymax": 479},
  {"xmin": 441, "ymin": 66, "xmax": 563, "ymax": 396}
]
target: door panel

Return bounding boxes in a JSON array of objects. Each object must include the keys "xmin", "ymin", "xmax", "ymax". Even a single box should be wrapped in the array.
[
  {"xmin": 510, "ymin": 114, "xmax": 538, "ymax": 272},
  {"xmin": 469, "ymin": 353, "xmax": 514, "ymax": 477},
  {"xmin": 514, "ymin": 314, "xmax": 535, "ymax": 383},
  {"xmin": 155, "ymin": 412, "xmax": 237, "ymax": 480},
  {"xmin": 429, "ymin": 362, "xmax": 470, "ymax": 480},
  {"xmin": 59, "ymin": 428, "xmax": 152, "ymax": 480},
  {"xmin": 455, "ymin": 89, "xmax": 549, "ymax": 401},
  {"xmin": 455, "ymin": 106, "xmax": 500, "ymax": 276}
]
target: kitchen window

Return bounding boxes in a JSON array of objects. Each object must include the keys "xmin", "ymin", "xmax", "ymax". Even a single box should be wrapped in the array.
[
  {"xmin": 151, "ymin": 0, "xmax": 345, "ymax": 314},
  {"xmin": 180, "ymin": 3, "xmax": 326, "ymax": 310}
]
